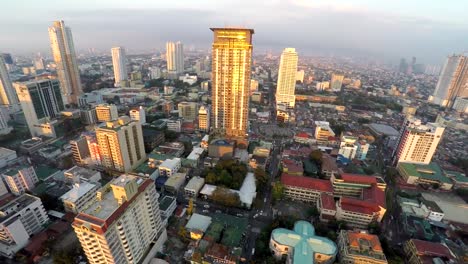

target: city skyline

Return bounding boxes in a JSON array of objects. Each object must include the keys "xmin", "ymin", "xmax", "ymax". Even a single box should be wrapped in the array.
[{"xmin": 1, "ymin": 1, "xmax": 468, "ymax": 63}]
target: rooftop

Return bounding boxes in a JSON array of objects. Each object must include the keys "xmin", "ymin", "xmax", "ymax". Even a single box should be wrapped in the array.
[
  {"xmin": 159, "ymin": 158, "xmax": 181, "ymax": 169},
  {"xmin": 185, "ymin": 213, "xmax": 212, "ymax": 233},
  {"xmin": 410, "ymin": 239, "xmax": 452, "ymax": 259},
  {"xmin": 368, "ymin": 123, "xmax": 399, "ymax": 137},
  {"xmin": 340, "ymin": 197, "xmax": 381, "ymax": 215},
  {"xmin": 281, "ymin": 173, "xmax": 333, "ymax": 193},
  {"xmin": 342, "ymin": 230, "xmax": 386, "ymax": 261},
  {"xmin": 185, "ymin": 176, "xmax": 205, "ymax": 191},
  {"xmin": 159, "ymin": 196, "xmax": 176, "ymax": 211},
  {"xmin": 0, "ymin": 194, "xmax": 39, "ymax": 223},
  {"xmin": 271, "ymin": 221, "xmax": 337, "ymax": 264},
  {"xmin": 35, "ymin": 165, "xmax": 60, "ymax": 180},
  {"xmin": 64, "ymin": 166, "xmax": 99, "ymax": 180},
  {"xmin": 398, "ymin": 162, "xmax": 451, "ymax": 184},
  {"xmin": 0, "ymin": 147, "xmax": 16, "ymax": 157},
  {"xmin": 60, "ymin": 182, "xmax": 98, "ymax": 203},
  {"xmin": 187, "ymin": 147, "xmax": 204, "ymax": 161}
]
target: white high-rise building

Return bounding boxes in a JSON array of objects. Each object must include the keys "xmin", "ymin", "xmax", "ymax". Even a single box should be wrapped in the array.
[
  {"xmin": 129, "ymin": 106, "xmax": 146, "ymax": 124},
  {"xmin": 96, "ymin": 116, "xmax": 146, "ymax": 172},
  {"xmin": 48, "ymin": 20, "xmax": 82, "ymax": 105},
  {"xmin": 0, "ymin": 55, "xmax": 19, "ymax": 112},
  {"xmin": 0, "ymin": 194, "xmax": 49, "ymax": 258},
  {"xmin": 149, "ymin": 66, "xmax": 161, "ymax": 79},
  {"xmin": 393, "ymin": 117, "xmax": 445, "ymax": 165},
  {"xmin": 429, "ymin": 54, "xmax": 468, "ymax": 108},
  {"xmin": 2, "ymin": 165, "xmax": 39, "ymax": 195},
  {"xmin": 73, "ymin": 175, "xmax": 166, "ymax": 264},
  {"xmin": 111, "ymin": 47, "xmax": 128, "ymax": 87},
  {"xmin": 166, "ymin": 41, "xmax": 184, "ymax": 74},
  {"xmin": 276, "ymin": 48, "xmax": 298, "ymax": 108},
  {"xmin": 14, "ymin": 79, "xmax": 65, "ymax": 137},
  {"xmin": 338, "ymin": 135, "xmax": 359, "ymax": 160},
  {"xmin": 198, "ymin": 105, "xmax": 210, "ymax": 132}
]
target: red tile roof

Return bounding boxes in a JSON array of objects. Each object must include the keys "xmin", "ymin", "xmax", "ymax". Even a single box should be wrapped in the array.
[
  {"xmin": 411, "ymin": 239, "xmax": 452, "ymax": 259},
  {"xmin": 281, "ymin": 173, "xmax": 333, "ymax": 193},
  {"xmin": 320, "ymin": 193, "xmax": 336, "ymax": 210},
  {"xmin": 340, "ymin": 197, "xmax": 380, "ymax": 215},
  {"xmin": 340, "ymin": 173, "xmax": 378, "ymax": 184},
  {"xmin": 295, "ymin": 132, "xmax": 310, "ymax": 138},
  {"xmin": 362, "ymin": 185, "xmax": 386, "ymax": 208}
]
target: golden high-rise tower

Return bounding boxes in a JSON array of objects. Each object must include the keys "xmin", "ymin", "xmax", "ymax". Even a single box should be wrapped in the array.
[{"xmin": 210, "ymin": 28, "xmax": 254, "ymax": 138}]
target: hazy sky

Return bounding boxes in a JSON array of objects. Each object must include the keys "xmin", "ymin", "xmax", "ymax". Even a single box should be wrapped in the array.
[{"xmin": 1, "ymin": 0, "xmax": 467, "ymax": 64}]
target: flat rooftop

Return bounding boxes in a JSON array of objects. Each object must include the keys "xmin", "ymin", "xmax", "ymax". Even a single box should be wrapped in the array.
[
  {"xmin": 0, "ymin": 147, "xmax": 16, "ymax": 157},
  {"xmin": 159, "ymin": 196, "xmax": 176, "ymax": 211},
  {"xmin": 0, "ymin": 194, "xmax": 39, "ymax": 223},
  {"xmin": 368, "ymin": 123, "xmax": 399, "ymax": 136},
  {"xmin": 398, "ymin": 162, "xmax": 451, "ymax": 184},
  {"xmin": 65, "ymin": 166, "xmax": 98, "ymax": 180},
  {"xmin": 60, "ymin": 182, "xmax": 98, "ymax": 203}
]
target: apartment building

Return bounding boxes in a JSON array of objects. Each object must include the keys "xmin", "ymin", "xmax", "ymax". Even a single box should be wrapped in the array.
[
  {"xmin": 2, "ymin": 165, "xmax": 39, "ymax": 195},
  {"xmin": 280, "ymin": 173, "xmax": 333, "ymax": 204},
  {"xmin": 95, "ymin": 104, "xmax": 118, "ymax": 122},
  {"xmin": 60, "ymin": 182, "xmax": 100, "ymax": 213}
]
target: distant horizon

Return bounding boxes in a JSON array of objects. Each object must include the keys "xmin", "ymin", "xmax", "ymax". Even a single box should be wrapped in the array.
[{"xmin": 2, "ymin": 0, "xmax": 468, "ymax": 64}]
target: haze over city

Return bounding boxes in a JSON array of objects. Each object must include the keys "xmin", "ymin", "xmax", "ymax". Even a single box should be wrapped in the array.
[{"xmin": 2, "ymin": 0, "xmax": 468, "ymax": 63}]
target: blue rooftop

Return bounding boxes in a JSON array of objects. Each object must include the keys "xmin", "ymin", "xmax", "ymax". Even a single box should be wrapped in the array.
[{"xmin": 271, "ymin": 221, "xmax": 337, "ymax": 264}]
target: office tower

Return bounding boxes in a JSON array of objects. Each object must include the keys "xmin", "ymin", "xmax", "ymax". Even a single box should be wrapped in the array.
[
  {"xmin": 34, "ymin": 57, "xmax": 45, "ymax": 70},
  {"xmin": 0, "ymin": 194, "xmax": 49, "ymax": 258},
  {"xmin": 96, "ymin": 116, "xmax": 146, "ymax": 172},
  {"xmin": 399, "ymin": 58, "xmax": 408, "ymax": 73},
  {"xmin": 0, "ymin": 107, "xmax": 12, "ymax": 135},
  {"xmin": 73, "ymin": 175, "xmax": 166, "ymax": 264},
  {"xmin": 14, "ymin": 79, "xmax": 64, "ymax": 137},
  {"xmin": 178, "ymin": 101, "xmax": 198, "ymax": 121},
  {"xmin": 198, "ymin": 105, "xmax": 210, "ymax": 132},
  {"xmin": 129, "ymin": 106, "xmax": 146, "ymax": 124},
  {"xmin": 392, "ymin": 117, "xmax": 445, "ymax": 165},
  {"xmin": 276, "ymin": 48, "xmax": 298, "ymax": 108},
  {"xmin": 331, "ymin": 73, "xmax": 345, "ymax": 92},
  {"xmin": 70, "ymin": 137, "xmax": 90, "ymax": 165},
  {"xmin": 111, "ymin": 47, "xmax": 128, "ymax": 87},
  {"xmin": 2, "ymin": 165, "xmax": 39, "ymax": 195},
  {"xmin": 0, "ymin": 55, "xmax": 19, "ymax": 112},
  {"xmin": 166, "ymin": 41, "xmax": 184, "ymax": 73},
  {"xmin": 0, "ymin": 53, "xmax": 13, "ymax": 65},
  {"xmin": 429, "ymin": 54, "xmax": 468, "ymax": 108},
  {"xmin": 452, "ymin": 97, "xmax": 468, "ymax": 113},
  {"xmin": 95, "ymin": 104, "xmax": 118, "ymax": 122},
  {"xmin": 211, "ymin": 28, "xmax": 254, "ymax": 138},
  {"xmin": 48, "ymin": 20, "xmax": 82, "ymax": 105}
]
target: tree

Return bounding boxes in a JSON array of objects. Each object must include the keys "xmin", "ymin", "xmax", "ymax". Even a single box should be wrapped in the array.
[
  {"xmin": 272, "ymin": 181, "xmax": 284, "ymax": 201},
  {"xmin": 307, "ymin": 206, "xmax": 320, "ymax": 218},
  {"xmin": 309, "ymin": 150, "xmax": 323, "ymax": 164},
  {"xmin": 164, "ymin": 129, "xmax": 178, "ymax": 142},
  {"xmin": 53, "ymin": 250, "xmax": 75, "ymax": 264},
  {"xmin": 187, "ymin": 198, "xmax": 194, "ymax": 215},
  {"xmin": 254, "ymin": 167, "xmax": 268, "ymax": 187},
  {"xmin": 211, "ymin": 187, "xmax": 241, "ymax": 207}
]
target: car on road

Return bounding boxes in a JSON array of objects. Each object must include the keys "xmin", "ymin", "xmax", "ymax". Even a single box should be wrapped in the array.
[
  {"xmin": 236, "ymin": 213, "xmax": 243, "ymax": 217},
  {"xmin": 204, "ymin": 205, "xmax": 210, "ymax": 208},
  {"xmin": 202, "ymin": 210, "xmax": 209, "ymax": 213}
]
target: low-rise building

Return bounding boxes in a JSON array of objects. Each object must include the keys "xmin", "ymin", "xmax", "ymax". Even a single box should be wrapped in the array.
[
  {"xmin": 154, "ymin": 142, "xmax": 185, "ymax": 157},
  {"xmin": 294, "ymin": 132, "xmax": 314, "ymax": 144},
  {"xmin": 321, "ymin": 153, "xmax": 339, "ymax": 179},
  {"xmin": 397, "ymin": 162, "xmax": 453, "ymax": 190},
  {"xmin": 338, "ymin": 230, "xmax": 387, "ymax": 264},
  {"xmin": 60, "ymin": 182, "xmax": 100, "ymax": 213},
  {"xmin": 187, "ymin": 147, "xmax": 204, "ymax": 163},
  {"xmin": 159, "ymin": 158, "xmax": 181, "ymax": 177},
  {"xmin": 281, "ymin": 173, "xmax": 333, "ymax": 203},
  {"xmin": 164, "ymin": 172, "xmax": 186, "ymax": 193},
  {"xmin": 404, "ymin": 239, "xmax": 454, "ymax": 264},
  {"xmin": 158, "ymin": 195, "xmax": 177, "ymax": 219},
  {"xmin": 0, "ymin": 194, "xmax": 49, "ymax": 258},
  {"xmin": 0, "ymin": 148, "xmax": 17, "ymax": 169},
  {"xmin": 184, "ymin": 177, "xmax": 205, "ymax": 197},
  {"xmin": 2, "ymin": 165, "xmax": 39, "ymax": 195},
  {"xmin": 208, "ymin": 139, "xmax": 235, "ymax": 159},
  {"xmin": 270, "ymin": 221, "xmax": 337, "ymax": 264}
]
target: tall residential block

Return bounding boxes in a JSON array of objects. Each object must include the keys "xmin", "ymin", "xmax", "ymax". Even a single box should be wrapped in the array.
[
  {"xmin": 111, "ymin": 47, "xmax": 128, "ymax": 87},
  {"xmin": 0, "ymin": 107, "xmax": 12, "ymax": 135},
  {"xmin": 70, "ymin": 137, "xmax": 90, "ymax": 165},
  {"xmin": 331, "ymin": 73, "xmax": 345, "ymax": 92},
  {"xmin": 14, "ymin": 79, "xmax": 64, "ymax": 137},
  {"xmin": 392, "ymin": 117, "xmax": 444, "ymax": 165},
  {"xmin": 0, "ymin": 194, "xmax": 49, "ymax": 258},
  {"xmin": 211, "ymin": 28, "xmax": 254, "ymax": 138},
  {"xmin": 178, "ymin": 101, "xmax": 198, "ymax": 121},
  {"xmin": 2, "ymin": 165, "xmax": 39, "ymax": 195},
  {"xmin": 429, "ymin": 54, "xmax": 468, "ymax": 108},
  {"xmin": 96, "ymin": 116, "xmax": 146, "ymax": 172},
  {"xmin": 0, "ymin": 55, "xmax": 19, "ymax": 112},
  {"xmin": 96, "ymin": 104, "xmax": 118, "ymax": 122},
  {"xmin": 129, "ymin": 106, "xmax": 146, "ymax": 124},
  {"xmin": 198, "ymin": 105, "xmax": 210, "ymax": 132},
  {"xmin": 48, "ymin": 20, "xmax": 82, "ymax": 105},
  {"xmin": 166, "ymin": 41, "xmax": 184, "ymax": 73},
  {"xmin": 276, "ymin": 48, "xmax": 298, "ymax": 108},
  {"xmin": 73, "ymin": 175, "xmax": 166, "ymax": 264}
]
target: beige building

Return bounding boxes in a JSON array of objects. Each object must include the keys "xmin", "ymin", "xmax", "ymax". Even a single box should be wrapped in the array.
[
  {"xmin": 111, "ymin": 47, "xmax": 128, "ymax": 87},
  {"xmin": 331, "ymin": 73, "xmax": 344, "ymax": 92},
  {"xmin": 96, "ymin": 116, "xmax": 146, "ymax": 172},
  {"xmin": 166, "ymin": 41, "xmax": 184, "ymax": 74},
  {"xmin": 96, "ymin": 104, "xmax": 118, "ymax": 122},
  {"xmin": 393, "ymin": 117, "xmax": 444, "ymax": 165},
  {"xmin": 211, "ymin": 28, "xmax": 253, "ymax": 138},
  {"xmin": 0, "ymin": 55, "xmax": 20, "ymax": 112},
  {"xmin": 198, "ymin": 105, "xmax": 210, "ymax": 132},
  {"xmin": 276, "ymin": 48, "xmax": 298, "ymax": 108},
  {"xmin": 315, "ymin": 121, "xmax": 335, "ymax": 142},
  {"xmin": 178, "ymin": 101, "xmax": 198, "ymax": 121},
  {"xmin": 2, "ymin": 165, "xmax": 39, "ymax": 195},
  {"xmin": 60, "ymin": 182, "xmax": 100, "ymax": 213},
  {"xmin": 338, "ymin": 230, "xmax": 387, "ymax": 264},
  {"xmin": 73, "ymin": 175, "xmax": 166, "ymax": 264},
  {"xmin": 48, "ymin": 20, "xmax": 82, "ymax": 105}
]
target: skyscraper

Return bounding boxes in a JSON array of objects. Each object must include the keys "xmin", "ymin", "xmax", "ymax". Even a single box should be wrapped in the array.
[
  {"xmin": 48, "ymin": 20, "xmax": 82, "ymax": 105},
  {"xmin": 198, "ymin": 105, "xmax": 210, "ymax": 132},
  {"xmin": 0, "ymin": 55, "xmax": 19, "ymax": 112},
  {"xmin": 166, "ymin": 41, "xmax": 184, "ymax": 73},
  {"xmin": 331, "ymin": 73, "xmax": 345, "ymax": 92},
  {"xmin": 73, "ymin": 175, "xmax": 166, "ymax": 264},
  {"xmin": 111, "ymin": 47, "xmax": 128, "ymax": 87},
  {"xmin": 14, "ymin": 79, "xmax": 64, "ymax": 137},
  {"xmin": 429, "ymin": 54, "xmax": 468, "ymax": 108},
  {"xmin": 276, "ymin": 48, "xmax": 298, "ymax": 108},
  {"xmin": 392, "ymin": 117, "xmax": 445, "ymax": 165},
  {"xmin": 96, "ymin": 116, "xmax": 146, "ymax": 172},
  {"xmin": 211, "ymin": 28, "xmax": 254, "ymax": 138}
]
